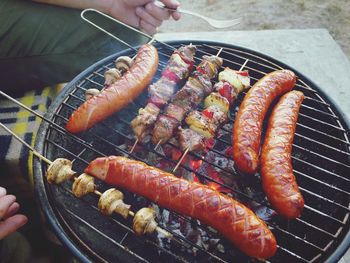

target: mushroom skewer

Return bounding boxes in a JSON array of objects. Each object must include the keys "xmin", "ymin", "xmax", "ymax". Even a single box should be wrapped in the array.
[
  {"xmin": 47, "ymin": 159, "xmax": 172, "ymax": 237},
  {"xmin": 0, "ymin": 121, "xmax": 172, "ymax": 238},
  {"xmin": 85, "ymin": 55, "xmax": 134, "ymax": 100}
]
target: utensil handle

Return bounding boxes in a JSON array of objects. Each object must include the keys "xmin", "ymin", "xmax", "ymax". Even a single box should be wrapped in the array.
[{"xmin": 153, "ymin": 1, "xmax": 207, "ymax": 19}]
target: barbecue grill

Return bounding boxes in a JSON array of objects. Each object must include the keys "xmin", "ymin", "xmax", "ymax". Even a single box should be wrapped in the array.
[{"xmin": 31, "ymin": 37, "xmax": 350, "ymax": 263}]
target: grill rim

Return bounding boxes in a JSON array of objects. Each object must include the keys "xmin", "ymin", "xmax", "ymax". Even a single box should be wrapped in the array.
[{"xmin": 33, "ymin": 40, "xmax": 350, "ymax": 263}]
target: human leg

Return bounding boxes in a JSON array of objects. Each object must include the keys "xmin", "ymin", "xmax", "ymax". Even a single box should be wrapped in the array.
[{"xmin": 0, "ymin": 0, "xmax": 148, "ymax": 95}]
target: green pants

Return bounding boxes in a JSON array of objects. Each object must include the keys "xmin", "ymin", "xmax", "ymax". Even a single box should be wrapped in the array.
[{"xmin": 0, "ymin": 0, "xmax": 148, "ymax": 95}]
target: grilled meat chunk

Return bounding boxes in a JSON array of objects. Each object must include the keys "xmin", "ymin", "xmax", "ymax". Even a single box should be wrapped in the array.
[
  {"xmin": 191, "ymin": 72, "xmax": 214, "ymax": 95},
  {"xmin": 131, "ymin": 103, "xmax": 160, "ymax": 139},
  {"xmin": 161, "ymin": 45, "xmax": 196, "ymax": 81},
  {"xmin": 171, "ymin": 74, "xmax": 212, "ymax": 110},
  {"xmin": 178, "ymin": 127, "xmax": 206, "ymax": 152},
  {"xmin": 177, "ymin": 45, "xmax": 197, "ymax": 63},
  {"xmin": 148, "ymin": 77, "xmax": 176, "ymax": 104},
  {"xmin": 152, "ymin": 115, "xmax": 179, "ymax": 144},
  {"xmin": 197, "ymin": 55, "xmax": 223, "ymax": 79},
  {"xmin": 165, "ymin": 103, "xmax": 186, "ymax": 122}
]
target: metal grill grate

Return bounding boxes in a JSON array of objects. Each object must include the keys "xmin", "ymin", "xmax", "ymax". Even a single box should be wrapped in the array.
[{"xmin": 33, "ymin": 40, "xmax": 350, "ymax": 263}]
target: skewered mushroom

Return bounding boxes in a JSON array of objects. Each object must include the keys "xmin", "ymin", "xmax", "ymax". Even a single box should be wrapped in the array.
[
  {"xmin": 46, "ymin": 158, "xmax": 76, "ymax": 184},
  {"xmin": 85, "ymin": 88, "xmax": 100, "ymax": 100},
  {"xmin": 133, "ymin": 207, "xmax": 158, "ymax": 235},
  {"xmin": 104, "ymin": 68, "xmax": 122, "ymax": 86},
  {"xmin": 72, "ymin": 173, "xmax": 95, "ymax": 198},
  {"xmin": 115, "ymin": 56, "xmax": 133, "ymax": 74},
  {"xmin": 98, "ymin": 188, "xmax": 131, "ymax": 219}
]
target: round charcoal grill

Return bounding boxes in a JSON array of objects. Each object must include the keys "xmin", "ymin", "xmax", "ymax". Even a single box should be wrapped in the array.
[{"xmin": 33, "ymin": 40, "xmax": 350, "ymax": 263}]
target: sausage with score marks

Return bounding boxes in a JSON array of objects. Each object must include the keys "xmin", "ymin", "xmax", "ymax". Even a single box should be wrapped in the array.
[
  {"xmin": 66, "ymin": 44, "xmax": 159, "ymax": 133},
  {"xmin": 232, "ymin": 70, "xmax": 297, "ymax": 174},
  {"xmin": 261, "ymin": 90, "xmax": 304, "ymax": 219},
  {"xmin": 85, "ymin": 156, "xmax": 277, "ymax": 259}
]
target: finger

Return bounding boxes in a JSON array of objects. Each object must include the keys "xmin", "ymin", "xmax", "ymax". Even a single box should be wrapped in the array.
[
  {"xmin": 136, "ymin": 7, "xmax": 163, "ymax": 28},
  {"xmin": 144, "ymin": 2, "xmax": 171, "ymax": 21},
  {"xmin": 0, "ymin": 187, "xmax": 6, "ymax": 198},
  {"xmin": 3, "ymin": 202, "xmax": 20, "ymax": 220},
  {"xmin": 0, "ymin": 195, "xmax": 16, "ymax": 219},
  {"xmin": 161, "ymin": 0, "xmax": 180, "ymax": 9},
  {"xmin": 0, "ymin": 214, "xmax": 28, "ymax": 240},
  {"xmin": 171, "ymin": 11, "xmax": 181, "ymax": 21},
  {"xmin": 139, "ymin": 19, "xmax": 158, "ymax": 36}
]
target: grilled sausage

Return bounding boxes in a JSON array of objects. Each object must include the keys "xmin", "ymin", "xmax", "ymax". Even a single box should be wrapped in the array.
[
  {"xmin": 66, "ymin": 44, "xmax": 159, "ymax": 133},
  {"xmin": 232, "ymin": 70, "xmax": 296, "ymax": 174},
  {"xmin": 261, "ymin": 90, "xmax": 304, "ymax": 219},
  {"xmin": 85, "ymin": 156, "xmax": 277, "ymax": 259}
]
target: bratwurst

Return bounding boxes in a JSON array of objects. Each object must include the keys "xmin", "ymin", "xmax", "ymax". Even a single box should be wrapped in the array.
[
  {"xmin": 261, "ymin": 90, "xmax": 304, "ymax": 219},
  {"xmin": 85, "ymin": 156, "xmax": 277, "ymax": 259},
  {"xmin": 66, "ymin": 44, "xmax": 159, "ymax": 133},
  {"xmin": 232, "ymin": 70, "xmax": 296, "ymax": 174}
]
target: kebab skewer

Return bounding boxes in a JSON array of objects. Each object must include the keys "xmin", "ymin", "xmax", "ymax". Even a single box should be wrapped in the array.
[
  {"xmin": 151, "ymin": 52, "xmax": 224, "ymax": 146},
  {"xmin": 177, "ymin": 67, "xmax": 251, "ymax": 155},
  {"xmin": 130, "ymin": 45, "xmax": 197, "ymax": 144}
]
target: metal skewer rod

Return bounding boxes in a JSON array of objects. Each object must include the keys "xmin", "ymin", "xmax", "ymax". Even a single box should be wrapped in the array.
[
  {"xmin": 81, "ymin": 9, "xmax": 153, "ymax": 50},
  {"xmin": 0, "ymin": 121, "xmax": 172, "ymax": 238},
  {"xmin": 0, "ymin": 122, "xmax": 52, "ymax": 165}
]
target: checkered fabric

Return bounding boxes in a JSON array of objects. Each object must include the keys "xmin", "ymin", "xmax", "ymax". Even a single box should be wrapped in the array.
[{"xmin": 0, "ymin": 84, "xmax": 65, "ymax": 186}]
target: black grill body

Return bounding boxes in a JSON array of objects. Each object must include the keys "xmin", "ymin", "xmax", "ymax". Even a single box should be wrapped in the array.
[{"xmin": 34, "ymin": 41, "xmax": 350, "ymax": 263}]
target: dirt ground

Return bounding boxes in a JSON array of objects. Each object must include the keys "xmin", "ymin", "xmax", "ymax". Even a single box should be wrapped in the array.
[{"xmin": 160, "ymin": 0, "xmax": 350, "ymax": 59}]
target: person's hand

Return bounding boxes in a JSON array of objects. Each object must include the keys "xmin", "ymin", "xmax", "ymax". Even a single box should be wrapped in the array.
[
  {"xmin": 108, "ymin": 0, "xmax": 181, "ymax": 35},
  {"xmin": 0, "ymin": 187, "xmax": 28, "ymax": 240}
]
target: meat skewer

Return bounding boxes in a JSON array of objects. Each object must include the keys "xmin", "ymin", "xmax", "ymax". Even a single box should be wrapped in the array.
[
  {"xmin": 173, "ymin": 63, "xmax": 250, "ymax": 172},
  {"xmin": 130, "ymin": 44, "xmax": 197, "ymax": 144},
  {"xmin": 86, "ymin": 156, "xmax": 277, "ymax": 259},
  {"xmin": 151, "ymin": 51, "xmax": 224, "ymax": 146}
]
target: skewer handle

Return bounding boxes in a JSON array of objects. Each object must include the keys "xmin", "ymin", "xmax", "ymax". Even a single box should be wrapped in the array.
[
  {"xmin": 0, "ymin": 122, "xmax": 52, "ymax": 165},
  {"xmin": 130, "ymin": 138, "xmax": 139, "ymax": 154},
  {"xmin": 172, "ymin": 147, "xmax": 190, "ymax": 173}
]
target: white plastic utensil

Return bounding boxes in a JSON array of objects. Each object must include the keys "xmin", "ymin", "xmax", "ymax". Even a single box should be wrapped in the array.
[{"xmin": 154, "ymin": 1, "xmax": 242, "ymax": 29}]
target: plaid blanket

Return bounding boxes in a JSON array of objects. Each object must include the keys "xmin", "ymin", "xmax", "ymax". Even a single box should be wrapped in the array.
[{"xmin": 0, "ymin": 85, "xmax": 64, "ymax": 189}]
